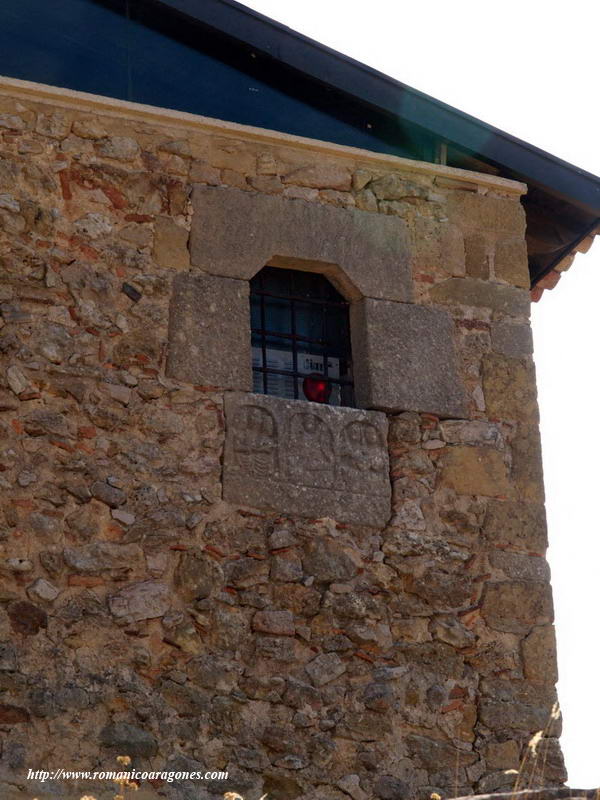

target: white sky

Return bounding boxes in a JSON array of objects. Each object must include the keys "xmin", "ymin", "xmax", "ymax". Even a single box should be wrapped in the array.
[{"xmin": 237, "ymin": 0, "xmax": 600, "ymax": 786}]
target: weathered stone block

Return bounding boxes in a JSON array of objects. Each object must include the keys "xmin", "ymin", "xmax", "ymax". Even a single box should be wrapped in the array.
[
  {"xmin": 489, "ymin": 549, "xmax": 550, "ymax": 582},
  {"xmin": 439, "ymin": 446, "xmax": 513, "ymax": 497},
  {"xmin": 190, "ymin": 185, "xmax": 412, "ymax": 302},
  {"xmin": 190, "ymin": 159, "xmax": 220, "ymax": 184},
  {"xmin": 494, "ymin": 236, "xmax": 529, "ymax": 288},
  {"xmin": 389, "ymin": 412, "xmax": 421, "ymax": 444},
  {"xmin": 283, "ymin": 163, "xmax": 352, "ymax": 190},
  {"xmin": 481, "ymin": 580, "xmax": 553, "ymax": 634},
  {"xmin": 174, "ymin": 551, "xmax": 224, "ymax": 601},
  {"xmin": 511, "ymin": 423, "xmax": 546, "ymax": 503},
  {"xmin": 64, "ymin": 542, "xmax": 141, "ymax": 574},
  {"xmin": 7, "ymin": 601, "xmax": 47, "ymax": 635},
  {"xmin": 447, "ymin": 191, "xmax": 526, "ymax": 236},
  {"xmin": 483, "ymin": 739, "xmax": 520, "ymax": 770},
  {"xmin": 252, "ymin": 609, "xmax": 295, "ymax": 636},
  {"xmin": 374, "ymin": 776, "xmax": 410, "ymax": 800},
  {"xmin": 303, "ymin": 538, "xmax": 360, "ymax": 583},
  {"xmin": 482, "ymin": 354, "xmax": 538, "ymax": 422},
  {"xmin": 108, "ymin": 580, "xmax": 170, "ymax": 621},
  {"xmin": 414, "ymin": 218, "xmax": 465, "ymax": 276},
  {"xmin": 440, "ymin": 419, "xmax": 502, "ymax": 446},
  {"xmin": 479, "ymin": 678, "xmax": 559, "ymax": 733},
  {"xmin": 430, "ymin": 616, "xmax": 475, "ymax": 648},
  {"xmin": 396, "ymin": 641, "xmax": 464, "ymax": 678},
  {"xmin": 100, "ymin": 723, "xmax": 157, "ymax": 757},
  {"xmin": 35, "ymin": 111, "xmax": 71, "ymax": 140},
  {"xmin": 72, "ymin": 116, "xmax": 106, "ymax": 139},
  {"xmin": 166, "ymin": 272, "xmax": 252, "ymax": 390},
  {"xmin": 351, "ymin": 299, "xmax": 468, "ymax": 416},
  {"xmin": 491, "ymin": 320, "xmax": 533, "ymax": 357},
  {"xmin": 483, "ymin": 500, "xmax": 548, "ymax": 552},
  {"xmin": 255, "ymin": 636, "xmax": 296, "ymax": 661},
  {"xmin": 306, "ymin": 652, "xmax": 347, "ymax": 686},
  {"xmin": 355, "ymin": 187, "xmax": 378, "ymax": 212},
  {"xmin": 225, "ymin": 556, "xmax": 269, "ymax": 588},
  {"xmin": 90, "ymin": 480, "xmax": 126, "ymax": 508},
  {"xmin": 464, "ymin": 232, "xmax": 490, "ymax": 279},
  {"xmin": 271, "ymin": 550, "xmax": 303, "ymax": 582},
  {"xmin": 429, "ymin": 277, "xmax": 530, "ymax": 316},
  {"xmin": 406, "ymin": 734, "xmax": 478, "ymax": 769},
  {"xmin": 222, "ymin": 392, "xmax": 390, "ymax": 526},
  {"xmin": 410, "ymin": 570, "xmax": 474, "ymax": 610},
  {"xmin": 153, "ymin": 216, "xmax": 190, "ymax": 269},
  {"xmin": 95, "ymin": 136, "xmax": 140, "ymax": 162},
  {"xmin": 522, "ymin": 625, "xmax": 558, "ymax": 684},
  {"xmin": 441, "ymin": 222, "xmax": 466, "ymax": 276},
  {"xmin": 0, "ymin": 643, "xmax": 17, "ymax": 672}
]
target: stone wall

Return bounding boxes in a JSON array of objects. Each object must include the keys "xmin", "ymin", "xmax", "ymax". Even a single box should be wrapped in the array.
[{"xmin": 0, "ymin": 81, "xmax": 564, "ymax": 800}]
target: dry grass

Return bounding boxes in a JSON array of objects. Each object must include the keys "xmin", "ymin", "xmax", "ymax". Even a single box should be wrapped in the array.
[
  {"xmin": 428, "ymin": 701, "xmax": 563, "ymax": 800},
  {"xmin": 511, "ymin": 701, "xmax": 561, "ymax": 796}
]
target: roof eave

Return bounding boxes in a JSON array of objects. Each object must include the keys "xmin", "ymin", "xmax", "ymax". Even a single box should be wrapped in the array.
[{"xmin": 149, "ymin": 0, "xmax": 600, "ymax": 215}]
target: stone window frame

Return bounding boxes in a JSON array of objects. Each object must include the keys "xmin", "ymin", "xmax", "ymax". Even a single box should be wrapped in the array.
[{"xmin": 166, "ymin": 184, "xmax": 468, "ymax": 418}]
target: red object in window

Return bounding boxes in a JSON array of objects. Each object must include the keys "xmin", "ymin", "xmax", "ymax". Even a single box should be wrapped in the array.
[{"xmin": 303, "ymin": 373, "xmax": 332, "ymax": 404}]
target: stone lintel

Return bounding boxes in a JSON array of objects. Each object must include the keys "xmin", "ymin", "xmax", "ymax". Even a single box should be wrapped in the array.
[
  {"xmin": 190, "ymin": 185, "xmax": 413, "ymax": 302},
  {"xmin": 166, "ymin": 272, "xmax": 251, "ymax": 390},
  {"xmin": 223, "ymin": 393, "xmax": 391, "ymax": 527},
  {"xmin": 351, "ymin": 299, "xmax": 468, "ymax": 417}
]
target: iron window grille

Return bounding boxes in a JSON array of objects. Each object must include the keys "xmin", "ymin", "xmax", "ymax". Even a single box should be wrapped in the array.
[{"xmin": 250, "ymin": 266, "xmax": 355, "ymax": 407}]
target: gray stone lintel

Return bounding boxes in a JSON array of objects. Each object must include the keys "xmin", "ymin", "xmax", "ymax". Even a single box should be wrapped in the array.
[
  {"xmin": 223, "ymin": 393, "xmax": 391, "ymax": 527},
  {"xmin": 166, "ymin": 272, "xmax": 252, "ymax": 390},
  {"xmin": 190, "ymin": 184, "xmax": 413, "ymax": 303},
  {"xmin": 351, "ymin": 299, "xmax": 468, "ymax": 417}
]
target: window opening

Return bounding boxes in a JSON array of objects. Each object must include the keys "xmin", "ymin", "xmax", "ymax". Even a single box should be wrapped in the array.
[{"xmin": 250, "ymin": 267, "xmax": 354, "ymax": 407}]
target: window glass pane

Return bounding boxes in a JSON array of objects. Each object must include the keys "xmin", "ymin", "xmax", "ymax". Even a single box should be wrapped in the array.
[
  {"xmin": 260, "ymin": 267, "xmax": 292, "ymax": 297},
  {"xmin": 250, "ymin": 295, "xmax": 261, "ymax": 330},
  {"xmin": 263, "ymin": 296, "xmax": 292, "ymax": 336},
  {"xmin": 289, "ymin": 270, "xmax": 318, "ymax": 299},
  {"xmin": 294, "ymin": 301, "xmax": 323, "ymax": 347},
  {"xmin": 324, "ymin": 305, "xmax": 350, "ymax": 357},
  {"xmin": 266, "ymin": 365, "xmax": 295, "ymax": 399}
]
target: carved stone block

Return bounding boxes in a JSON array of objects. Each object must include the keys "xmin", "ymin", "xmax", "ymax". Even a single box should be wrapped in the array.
[
  {"xmin": 190, "ymin": 185, "xmax": 412, "ymax": 302},
  {"xmin": 166, "ymin": 272, "xmax": 252, "ymax": 390},
  {"xmin": 350, "ymin": 298, "xmax": 468, "ymax": 417},
  {"xmin": 223, "ymin": 393, "xmax": 391, "ymax": 526}
]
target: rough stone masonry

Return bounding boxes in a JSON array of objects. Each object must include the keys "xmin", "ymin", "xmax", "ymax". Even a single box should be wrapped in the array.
[{"xmin": 0, "ymin": 82, "xmax": 564, "ymax": 800}]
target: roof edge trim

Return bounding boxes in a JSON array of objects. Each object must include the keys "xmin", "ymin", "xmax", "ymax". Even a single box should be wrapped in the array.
[
  {"xmin": 151, "ymin": 0, "xmax": 599, "ymax": 212},
  {"xmin": 0, "ymin": 74, "xmax": 527, "ymax": 196}
]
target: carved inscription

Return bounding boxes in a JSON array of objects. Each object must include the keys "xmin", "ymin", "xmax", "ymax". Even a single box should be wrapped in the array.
[
  {"xmin": 288, "ymin": 413, "xmax": 335, "ymax": 488},
  {"xmin": 340, "ymin": 421, "xmax": 387, "ymax": 491},
  {"xmin": 232, "ymin": 405, "xmax": 278, "ymax": 477},
  {"xmin": 223, "ymin": 393, "xmax": 391, "ymax": 526}
]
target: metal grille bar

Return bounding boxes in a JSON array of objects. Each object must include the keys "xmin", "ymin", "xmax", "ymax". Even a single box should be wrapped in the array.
[{"xmin": 250, "ymin": 267, "xmax": 354, "ymax": 406}]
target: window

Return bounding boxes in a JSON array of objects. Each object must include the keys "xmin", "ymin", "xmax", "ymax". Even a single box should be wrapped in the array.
[{"xmin": 250, "ymin": 267, "xmax": 354, "ymax": 407}]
